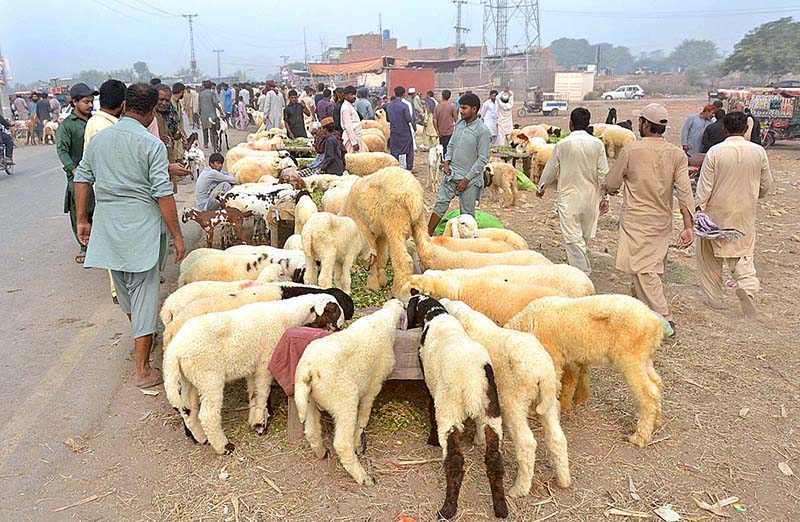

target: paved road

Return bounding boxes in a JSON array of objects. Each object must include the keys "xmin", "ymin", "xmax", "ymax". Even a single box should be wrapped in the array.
[{"xmin": 0, "ymin": 143, "xmax": 200, "ymax": 520}]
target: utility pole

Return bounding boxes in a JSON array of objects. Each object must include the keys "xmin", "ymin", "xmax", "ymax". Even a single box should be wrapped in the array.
[
  {"xmin": 182, "ymin": 14, "xmax": 199, "ymax": 82},
  {"xmin": 378, "ymin": 14, "xmax": 383, "ymax": 50},
  {"xmin": 213, "ymin": 49, "xmax": 223, "ymax": 82},
  {"xmin": 453, "ymin": 0, "xmax": 469, "ymax": 55},
  {"xmin": 303, "ymin": 27, "xmax": 309, "ymax": 66},
  {"xmin": 280, "ymin": 55, "xmax": 290, "ymax": 66}
]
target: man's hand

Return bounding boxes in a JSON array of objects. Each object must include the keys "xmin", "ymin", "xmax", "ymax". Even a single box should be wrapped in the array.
[
  {"xmin": 77, "ymin": 221, "xmax": 91, "ymax": 246},
  {"xmin": 173, "ymin": 235, "xmax": 186, "ymax": 263},
  {"xmin": 353, "ymin": 143, "xmax": 360, "ymax": 152},
  {"xmin": 168, "ymin": 163, "xmax": 192, "ymax": 178},
  {"xmin": 535, "ymin": 189, "xmax": 545, "ymax": 199},
  {"xmin": 677, "ymin": 227, "xmax": 694, "ymax": 249},
  {"xmin": 682, "ymin": 144, "xmax": 691, "ymax": 152},
  {"xmin": 443, "ymin": 161, "xmax": 451, "ymax": 176},
  {"xmin": 456, "ymin": 178, "xmax": 469, "ymax": 193},
  {"xmin": 599, "ymin": 198, "xmax": 609, "ymax": 215}
]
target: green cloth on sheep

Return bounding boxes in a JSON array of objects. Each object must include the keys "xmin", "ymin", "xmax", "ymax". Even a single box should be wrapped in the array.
[{"xmin": 434, "ymin": 210, "xmax": 505, "ymax": 236}]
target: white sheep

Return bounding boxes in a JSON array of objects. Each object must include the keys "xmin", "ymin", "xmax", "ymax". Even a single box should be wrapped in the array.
[
  {"xmin": 161, "ymin": 280, "xmax": 261, "ymax": 327},
  {"xmin": 408, "ymin": 273, "xmax": 562, "ymax": 326},
  {"xmin": 484, "ymin": 162, "xmax": 519, "ymax": 207},
  {"xmin": 406, "ymin": 294, "xmax": 507, "ymax": 520},
  {"xmin": 505, "ymin": 295, "xmax": 665, "ymax": 447},
  {"xmin": 443, "ymin": 214, "xmax": 479, "ymax": 238},
  {"xmin": 428, "ymin": 144, "xmax": 443, "ymax": 193},
  {"xmin": 302, "ymin": 212, "xmax": 370, "ymax": 293},
  {"xmin": 430, "ymin": 235, "xmax": 515, "ymax": 253},
  {"xmin": 416, "ymin": 236, "xmax": 551, "ymax": 271},
  {"xmin": 344, "ymin": 152, "xmax": 400, "ymax": 176},
  {"xmin": 294, "ymin": 190, "xmax": 318, "ymax": 234},
  {"xmin": 163, "ymin": 283, "xmax": 354, "ymax": 347},
  {"xmin": 177, "ymin": 252, "xmax": 272, "ymax": 286},
  {"xmin": 179, "ymin": 247, "xmax": 224, "ymax": 281},
  {"xmin": 302, "ymin": 173, "xmax": 357, "ymax": 192},
  {"xmin": 321, "ymin": 185, "xmax": 351, "ymax": 214},
  {"xmin": 443, "ymin": 299, "xmax": 571, "ymax": 497},
  {"xmin": 420, "ymin": 264, "xmax": 596, "ymax": 298},
  {"xmin": 283, "ymin": 234, "xmax": 303, "ymax": 250},
  {"xmin": 472, "ymin": 228, "xmax": 529, "ymax": 250},
  {"xmin": 225, "ymin": 244, "xmax": 307, "ymax": 282},
  {"xmin": 600, "ymin": 125, "xmax": 636, "ymax": 158},
  {"xmin": 295, "ymin": 300, "xmax": 405, "ymax": 485},
  {"xmin": 164, "ymin": 293, "xmax": 344, "ymax": 455}
]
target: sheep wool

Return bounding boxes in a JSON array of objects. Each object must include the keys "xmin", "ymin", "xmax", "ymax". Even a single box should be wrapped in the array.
[
  {"xmin": 321, "ymin": 186, "xmax": 351, "ymax": 215},
  {"xmin": 161, "ymin": 280, "xmax": 261, "ymax": 327},
  {"xmin": 431, "ymin": 235, "xmax": 515, "ymax": 253},
  {"xmin": 443, "ymin": 299, "xmax": 571, "ymax": 497},
  {"xmin": 505, "ymin": 294, "xmax": 664, "ymax": 447},
  {"xmin": 600, "ymin": 125, "xmax": 636, "ymax": 158},
  {"xmin": 485, "ymin": 162, "xmax": 519, "ymax": 207},
  {"xmin": 164, "ymin": 294, "xmax": 344, "ymax": 455},
  {"xmin": 443, "ymin": 214, "xmax": 479, "ymax": 238},
  {"xmin": 416, "ymin": 237, "xmax": 551, "ymax": 271},
  {"xmin": 283, "ymin": 234, "xmax": 303, "ymax": 250},
  {"xmin": 295, "ymin": 299, "xmax": 405, "ymax": 486},
  {"xmin": 294, "ymin": 191, "xmax": 318, "ymax": 235},
  {"xmin": 177, "ymin": 252, "xmax": 271, "ymax": 286},
  {"xmin": 344, "ymin": 152, "xmax": 400, "ymax": 176},
  {"xmin": 302, "ymin": 212, "xmax": 370, "ymax": 293}
]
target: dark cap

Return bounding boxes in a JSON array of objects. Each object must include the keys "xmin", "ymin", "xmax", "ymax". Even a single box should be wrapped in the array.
[{"xmin": 70, "ymin": 83, "xmax": 99, "ymax": 99}]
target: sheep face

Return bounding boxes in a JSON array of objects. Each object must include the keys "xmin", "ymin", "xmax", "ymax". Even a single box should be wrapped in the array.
[
  {"xmin": 406, "ymin": 293, "xmax": 447, "ymax": 330},
  {"xmin": 304, "ymin": 300, "xmax": 344, "ymax": 330}
]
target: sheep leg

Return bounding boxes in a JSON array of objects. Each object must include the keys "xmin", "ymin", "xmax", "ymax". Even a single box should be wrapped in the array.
[
  {"xmin": 366, "ymin": 236, "xmax": 387, "ymax": 291},
  {"xmin": 647, "ymin": 360, "xmax": 664, "ymax": 427},
  {"xmin": 204, "ymin": 226, "xmax": 214, "ymax": 248},
  {"xmin": 620, "ymin": 362, "xmax": 661, "ymax": 447},
  {"xmin": 510, "ymin": 180, "xmax": 519, "ymax": 206},
  {"xmin": 473, "ymin": 418, "xmax": 486, "ymax": 446},
  {"xmin": 387, "ymin": 231, "xmax": 413, "ymax": 298},
  {"xmin": 484, "ymin": 424, "xmax": 509, "ymax": 518},
  {"xmin": 317, "ymin": 255, "xmax": 336, "ymax": 289},
  {"xmin": 246, "ymin": 375, "xmax": 257, "ymax": 425},
  {"xmin": 197, "ymin": 383, "xmax": 234, "ymax": 455},
  {"xmin": 559, "ymin": 363, "xmax": 579, "ymax": 413},
  {"xmin": 250, "ymin": 368, "xmax": 274, "ymax": 435},
  {"xmin": 437, "ymin": 427, "xmax": 465, "ymax": 520},
  {"xmin": 505, "ymin": 401, "xmax": 538, "ymax": 498},
  {"xmin": 539, "ymin": 400, "xmax": 572, "ymax": 489},
  {"xmin": 303, "ymin": 396, "xmax": 328, "ymax": 460},
  {"xmin": 353, "ymin": 385, "xmax": 381, "ymax": 456},
  {"xmin": 426, "ymin": 395, "xmax": 440, "ymax": 447},
  {"xmin": 332, "ymin": 400, "xmax": 374, "ymax": 486},
  {"xmin": 491, "ymin": 185, "xmax": 499, "ymax": 202},
  {"xmin": 182, "ymin": 383, "xmax": 207, "ymax": 444},
  {"xmin": 234, "ymin": 220, "xmax": 247, "ymax": 245},
  {"xmin": 339, "ymin": 254, "xmax": 357, "ymax": 295},
  {"xmin": 573, "ymin": 364, "xmax": 592, "ymax": 406}
]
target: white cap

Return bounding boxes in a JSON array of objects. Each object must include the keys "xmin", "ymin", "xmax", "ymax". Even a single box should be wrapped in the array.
[{"xmin": 408, "ymin": 87, "xmax": 416, "ymax": 94}]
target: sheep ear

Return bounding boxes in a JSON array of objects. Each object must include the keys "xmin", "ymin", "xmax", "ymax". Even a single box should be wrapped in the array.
[{"xmin": 410, "ymin": 288, "xmax": 419, "ymax": 296}]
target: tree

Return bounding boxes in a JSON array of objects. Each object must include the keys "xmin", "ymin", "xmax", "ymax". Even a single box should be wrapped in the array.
[
  {"xmin": 602, "ymin": 46, "xmax": 635, "ymax": 75},
  {"xmin": 721, "ymin": 17, "xmax": 800, "ymax": 79},
  {"xmin": 549, "ymin": 38, "xmax": 595, "ymax": 68},
  {"xmin": 668, "ymin": 39, "xmax": 720, "ymax": 72},
  {"xmin": 133, "ymin": 61, "xmax": 154, "ymax": 81}
]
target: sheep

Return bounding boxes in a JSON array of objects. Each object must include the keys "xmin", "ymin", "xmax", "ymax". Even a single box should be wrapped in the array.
[
  {"xmin": 283, "ymin": 233, "xmax": 303, "ymax": 250},
  {"xmin": 431, "ymin": 236, "xmax": 515, "ymax": 253},
  {"xmin": 415, "ymin": 236, "xmax": 551, "ymax": 271},
  {"xmin": 302, "ymin": 212, "xmax": 370, "ymax": 294},
  {"xmin": 420, "ymin": 264, "xmax": 596, "ymax": 298},
  {"xmin": 362, "ymin": 108, "xmax": 390, "ymax": 141},
  {"xmin": 519, "ymin": 124, "xmax": 550, "ymax": 141},
  {"xmin": 224, "ymin": 147, "xmax": 288, "ymax": 170},
  {"xmin": 532, "ymin": 143, "xmax": 556, "ymax": 180},
  {"xmin": 341, "ymin": 166, "xmax": 429, "ymax": 297},
  {"xmin": 231, "ymin": 156, "xmax": 294, "ymax": 184},
  {"xmin": 509, "ymin": 132, "xmax": 547, "ymax": 154},
  {"xmin": 443, "ymin": 214, "xmax": 479, "ymax": 238},
  {"xmin": 163, "ymin": 283, "xmax": 355, "ymax": 347},
  {"xmin": 246, "ymin": 108, "xmax": 265, "ymax": 129},
  {"xmin": 471, "ymin": 228, "xmax": 529, "ymax": 250},
  {"xmin": 302, "ymin": 173, "xmax": 357, "ymax": 191},
  {"xmin": 225, "ymin": 244, "xmax": 307, "ymax": 282},
  {"xmin": 178, "ymin": 252, "xmax": 271, "ymax": 286},
  {"xmin": 293, "ymin": 190, "xmax": 318, "ymax": 234},
  {"xmin": 589, "ymin": 123, "xmax": 609, "ymax": 137},
  {"xmin": 408, "ymin": 274, "xmax": 561, "ymax": 326},
  {"xmin": 164, "ymin": 294, "xmax": 344, "ymax": 454},
  {"xmin": 161, "ymin": 280, "xmax": 262, "ymax": 327},
  {"xmin": 600, "ymin": 125, "xmax": 636, "ymax": 158},
  {"xmin": 257, "ymin": 174, "xmax": 279, "ymax": 185},
  {"xmin": 406, "ymin": 294, "xmax": 508, "ymax": 520},
  {"xmin": 295, "ymin": 300, "xmax": 405, "ymax": 485},
  {"xmin": 484, "ymin": 162, "xmax": 519, "ymax": 207},
  {"xmin": 321, "ymin": 185, "xmax": 351, "ymax": 214},
  {"xmin": 505, "ymin": 295, "xmax": 665, "ymax": 447},
  {"xmin": 443, "ymin": 299, "xmax": 571, "ymax": 497},
  {"xmin": 344, "ymin": 152, "xmax": 400, "ymax": 176},
  {"xmin": 362, "ymin": 130, "xmax": 388, "ymax": 154},
  {"xmin": 179, "ymin": 247, "xmax": 224, "ymax": 280},
  {"xmin": 427, "ymin": 144, "xmax": 443, "ymax": 193},
  {"xmin": 181, "ymin": 207, "xmax": 247, "ymax": 248},
  {"xmin": 184, "ymin": 139, "xmax": 205, "ymax": 178},
  {"xmin": 43, "ymin": 120, "xmax": 58, "ymax": 144},
  {"xmin": 278, "ymin": 168, "xmax": 307, "ymax": 190}
]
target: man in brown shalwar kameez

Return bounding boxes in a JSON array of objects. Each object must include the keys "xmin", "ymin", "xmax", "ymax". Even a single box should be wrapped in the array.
[
  {"xmin": 695, "ymin": 111, "xmax": 772, "ymax": 317},
  {"xmin": 604, "ymin": 103, "xmax": 695, "ymax": 333}
]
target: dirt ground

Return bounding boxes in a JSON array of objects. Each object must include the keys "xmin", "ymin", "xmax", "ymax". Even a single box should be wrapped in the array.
[{"xmin": 45, "ymin": 96, "xmax": 799, "ymax": 521}]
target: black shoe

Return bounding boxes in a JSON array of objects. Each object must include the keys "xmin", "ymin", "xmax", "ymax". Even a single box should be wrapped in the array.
[{"xmin": 112, "ymin": 295, "xmax": 119, "ymax": 305}]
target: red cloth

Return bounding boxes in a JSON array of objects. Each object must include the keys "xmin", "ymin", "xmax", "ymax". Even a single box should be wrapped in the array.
[{"xmin": 269, "ymin": 327, "xmax": 332, "ymax": 396}]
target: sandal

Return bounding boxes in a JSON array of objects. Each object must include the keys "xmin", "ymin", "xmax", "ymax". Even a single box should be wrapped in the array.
[
  {"xmin": 136, "ymin": 368, "xmax": 163, "ymax": 389},
  {"xmin": 75, "ymin": 253, "xmax": 86, "ymax": 264}
]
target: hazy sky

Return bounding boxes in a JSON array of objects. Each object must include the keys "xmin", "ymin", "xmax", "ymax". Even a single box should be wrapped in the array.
[{"xmin": 3, "ymin": 1, "xmax": 799, "ymax": 84}]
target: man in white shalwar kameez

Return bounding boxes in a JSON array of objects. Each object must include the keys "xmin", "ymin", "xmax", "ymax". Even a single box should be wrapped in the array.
[
  {"xmin": 496, "ymin": 87, "xmax": 514, "ymax": 146},
  {"xmin": 537, "ymin": 108, "xmax": 609, "ymax": 274}
]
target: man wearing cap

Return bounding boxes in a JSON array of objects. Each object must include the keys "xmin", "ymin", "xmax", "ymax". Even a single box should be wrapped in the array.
[
  {"xmin": 386, "ymin": 85, "xmax": 415, "ymax": 169},
  {"xmin": 496, "ymin": 86, "xmax": 514, "ymax": 146},
  {"xmin": 538, "ymin": 107, "xmax": 609, "ymax": 275},
  {"xmin": 695, "ymin": 111, "xmax": 772, "ymax": 317},
  {"xmin": 263, "ymin": 80, "xmax": 285, "ymax": 130},
  {"xmin": 74, "ymin": 83, "xmax": 186, "ymax": 388},
  {"xmin": 681, "ymin": 104, "xmax": 714, "ymax": 155},
  {"xmin": 428, "ymin": 93, "xmax": 491, "ymax": 235},
  {"xmin": 56, "ymin": 82, "xmax": 98, "ymax": 264},
  {"xmin": 340, "ymin": 86, "xmax": 364, "ymax": 153},
  {"xmin": 604, "ymin": 103, "xmax": 694, "ymax": 333}
]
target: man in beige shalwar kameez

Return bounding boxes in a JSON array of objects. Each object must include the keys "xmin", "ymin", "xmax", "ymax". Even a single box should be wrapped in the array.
[
  {"xmin": 538, "ymin": 107, "xmax": 609, "ymax": 274},
  {"xmin": 604, "ymin": 104, "xmax": 694, "ymax": 331},
  {"xmin": 695, "ymin": 111, "xmax": 772, "ymax": 317}
]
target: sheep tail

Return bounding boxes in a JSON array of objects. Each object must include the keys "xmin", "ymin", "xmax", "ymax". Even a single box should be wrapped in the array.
[
  {"xmin": 294, "ymin": 368, "xmax": 313, "ymax": 423},
  {"xmin": 163, "ymin": 349, "xmax": 184, "ymax": 412},
  {"xmin": 411, "ymin": 218, "xmax": 431, "ymax": 257},
  {"xmin": 535, "ymin": 371, "xmax": 559, "ymax": 416}
]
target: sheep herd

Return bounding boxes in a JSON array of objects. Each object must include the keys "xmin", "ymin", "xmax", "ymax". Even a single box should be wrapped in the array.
[{"xmin": 160, "ymin": 125, "xmax": 672, "ymax": 518}]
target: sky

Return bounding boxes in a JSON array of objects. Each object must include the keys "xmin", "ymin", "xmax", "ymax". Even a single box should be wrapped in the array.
[{"xmin": 2, "ymin": 0, "xmax": 800, "ymax": 85}]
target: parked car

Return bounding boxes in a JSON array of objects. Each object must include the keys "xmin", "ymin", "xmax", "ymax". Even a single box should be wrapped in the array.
[
  {"xmin": 601, "ymin": 85, "xmax": 645, "ymax": 100},
  {"xmin": 768, "ymin": 80, "xmax": 800, "ymax": 89}
]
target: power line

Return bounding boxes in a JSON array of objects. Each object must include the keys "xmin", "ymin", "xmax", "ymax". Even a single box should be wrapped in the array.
[
  {"xmin": 138, "ymin": 0, "xmax": 181, "ymax": 17},
  {"xmin": 541, "ymin": 6, "xmax": 799, "ymax": 18},
  {"xmin": 182, "ymin": 14, "xmax": 199, "ymax": 82},
  {"xmin": 213, "ymin": 49, "xmax": 224, "ymax": 81}
]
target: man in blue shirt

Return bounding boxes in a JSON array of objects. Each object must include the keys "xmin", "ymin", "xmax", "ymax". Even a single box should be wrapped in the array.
[
  {"xmin": 386, "ymin": 85, "xmax": 414, "ymax": 169},
  {"xmin": 427, "ymin": 93, "xmax": 491, "ymax": 235},
  {"xmin": 75, "ymin": 83, "xmax": 186, "ymax": 388}
]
